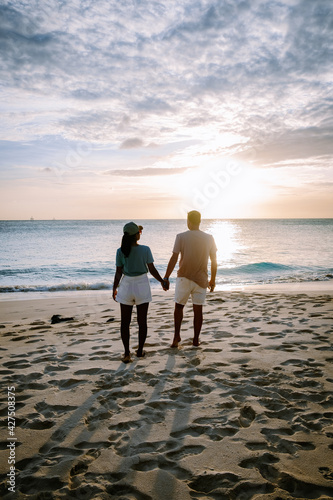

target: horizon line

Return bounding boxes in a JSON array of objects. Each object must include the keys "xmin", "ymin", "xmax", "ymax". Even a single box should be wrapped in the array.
[{"xmin": 1, "ymin": 217, "xmax": 333, "ymax": 222}]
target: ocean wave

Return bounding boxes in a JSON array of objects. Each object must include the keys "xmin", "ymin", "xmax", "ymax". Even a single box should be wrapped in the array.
[
  {"xmin": 218, "ymin": 265, "xmax": 333, "ymax": 286},
  {"xmin": 0, "ymin": 282, "xmax": 113, "ymax": 293},
  {"xmin": 0, "ymin": 265, "xmax": 110, "ymax": 277},
  {"xmin": 1, "ymin": 273, "xmax": 333, "ymax": 294},
  {"xmin": 0, "ymin": 268, "xmax": 40, "ymax": 276},
  {"xmin": 222, "ymin": 262, "xmax": 293, "ymax": 275}
]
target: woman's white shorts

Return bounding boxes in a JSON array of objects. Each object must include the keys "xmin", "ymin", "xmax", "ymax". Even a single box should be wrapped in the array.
[
  {"xmin": 116, "ymin": 274, "xmax": 152, "ymax": 306},
  {"xmin": 174, "ymin": 277, "xmax": 207, "ymax": 306}
]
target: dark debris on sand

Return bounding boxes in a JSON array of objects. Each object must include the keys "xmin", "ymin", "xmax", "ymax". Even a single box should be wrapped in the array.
[{"xmin": 50, "ymin": 315, "xmax": 75, "ymax": 324}]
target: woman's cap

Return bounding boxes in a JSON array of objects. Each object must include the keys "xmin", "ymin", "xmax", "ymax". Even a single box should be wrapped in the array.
[{"xmin": 123, "ymin": 222, "xmax": 141, "ymax": 235}]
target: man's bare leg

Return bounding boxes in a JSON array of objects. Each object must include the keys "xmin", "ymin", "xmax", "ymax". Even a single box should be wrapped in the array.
[
  {"xmin": 193, "ymin": 304, "xmax": 203, "ymax": 346},
  {"xmin": 171, "ymin": 303, "xmax": 184, "ymax": 347}
]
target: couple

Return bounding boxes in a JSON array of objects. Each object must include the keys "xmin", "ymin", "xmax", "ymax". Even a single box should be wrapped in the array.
[{"xmin": 112, "ymin": 211, "xmax": 217, "ymax": 363}]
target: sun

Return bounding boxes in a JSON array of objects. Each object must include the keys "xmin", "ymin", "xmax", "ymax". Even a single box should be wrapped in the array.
[{"xmin": 178, "ymin": 158, "xmax": 272, "ymax": 218}]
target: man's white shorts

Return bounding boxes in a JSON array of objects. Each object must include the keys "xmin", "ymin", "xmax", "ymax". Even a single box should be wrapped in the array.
[
  {"xmin": 116, "ymin": 274, "xmax": 152, "ymax": 306},
  {"xmin": 175, "ymin": 277, "xmax": 207, "ymax": 306}
]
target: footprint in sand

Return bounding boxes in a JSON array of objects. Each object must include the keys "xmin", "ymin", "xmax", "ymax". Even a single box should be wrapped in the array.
[
  {"xmin": 70, "ymin": 461, "xmax": 88, "ymax": 476},
  {"xmin": 188, "ymin": 472, "xmax": 240, "ymax": 494},
  {"xmin": 245, "ymin": 327, "xmax": 259, "ymax": 333},
  {"xmin": 319, "ymin": 467, "xmax": 333, "ymax": 481},
  {"xmin": 239, "ymin": 405, "xmax": 256, "ymax": 428},
  {"xmin": 22, "ymin": 418, "xmax": 55, "ymax": 430},
  {"xmin": 68, "ymin": 451, "xmax": 108, "ymax": 499},
  {"xmin": 239, "ymin": 452, "xmax": 279, "ymax": 470},
  {"xmin": 165, "ymin": 444, "xmax": 205, "ymax": 461}
]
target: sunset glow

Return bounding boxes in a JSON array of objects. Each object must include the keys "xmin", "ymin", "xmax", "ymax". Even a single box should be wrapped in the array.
[{"xmin": 0, "ymin": 1, "xmax": 332, "ymax": 219}]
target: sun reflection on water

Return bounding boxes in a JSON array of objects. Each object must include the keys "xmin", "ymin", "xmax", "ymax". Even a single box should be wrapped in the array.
[{"xmin": 204, "ymin": 219, "xmax": 246, "ymax": 269}]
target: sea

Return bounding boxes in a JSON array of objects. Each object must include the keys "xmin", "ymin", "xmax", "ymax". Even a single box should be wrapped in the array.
[{"xmin": 0, "ymin": 219, "xmax": 332, "ymax": 297}]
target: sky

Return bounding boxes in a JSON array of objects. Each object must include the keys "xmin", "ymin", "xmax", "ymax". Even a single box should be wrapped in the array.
[{"xmin": 0, "ymin": 0, "xmax": 332, "ymax": 220}]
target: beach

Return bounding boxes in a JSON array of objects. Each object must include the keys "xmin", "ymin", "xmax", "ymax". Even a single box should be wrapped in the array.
[{"xmin": 0, "ymin": 284, "xmax": 333, "ymax": 499}]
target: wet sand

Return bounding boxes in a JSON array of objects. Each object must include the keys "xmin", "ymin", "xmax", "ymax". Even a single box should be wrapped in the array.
[{"xmin": 0, "ymin": 284, "xmax": 333, "ymax": 499}]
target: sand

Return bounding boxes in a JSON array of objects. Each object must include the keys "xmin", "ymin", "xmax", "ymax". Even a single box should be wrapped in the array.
[{"xmin": 0, "ymin": 284, "xmax": 333, "ymax": 499}]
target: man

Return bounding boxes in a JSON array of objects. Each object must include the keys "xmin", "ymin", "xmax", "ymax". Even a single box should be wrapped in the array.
[{"xmin": 164, "ymin": 210, "xmax": 217, "ymax": 347}]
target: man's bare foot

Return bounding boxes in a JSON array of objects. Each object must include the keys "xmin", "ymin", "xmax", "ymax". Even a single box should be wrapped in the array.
[
  {"xmin": 171, "ymin": 336, "xmax": 181, "ymax": 348},
  {"xmin": 192, "ymin": 338, "xmax": 201, "ymax": 347}
]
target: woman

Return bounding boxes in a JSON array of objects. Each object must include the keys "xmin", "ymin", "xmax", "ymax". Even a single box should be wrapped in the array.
[{"xmin": 113, "ymin": 222, "xmax": 168, "ymax": 363}]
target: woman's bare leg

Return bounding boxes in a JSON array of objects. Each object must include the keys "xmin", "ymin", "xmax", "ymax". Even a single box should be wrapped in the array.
[
  {"xmin": 136, "ymin": 302, "xmax": 149, "ymax": 356},
  {"xmin": 120, "ymin": 303, "xmax": 133, "ymax": 358}
]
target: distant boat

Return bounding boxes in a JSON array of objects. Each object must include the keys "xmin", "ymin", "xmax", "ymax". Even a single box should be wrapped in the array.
[{"xmin": 30, "ymin": 217, "xmax": 34, "ymax": 221}]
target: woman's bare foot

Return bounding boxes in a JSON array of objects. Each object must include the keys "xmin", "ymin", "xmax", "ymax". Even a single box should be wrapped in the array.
[
  {"xmin": 192, "ymin": 338, "xmax": 201, "ymax": 347},
  {"xmin": 122, "ymin": 354, "xmax": 132, "ymax": 363},
  {"xmin": 171, "ymin": 336, "xmax": 181, "ymax": 348}
]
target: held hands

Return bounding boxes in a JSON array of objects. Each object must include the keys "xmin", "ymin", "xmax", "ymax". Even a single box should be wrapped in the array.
[{"xmin": 162, "ymin": 278, "xmax": 170, "ymax": 291}]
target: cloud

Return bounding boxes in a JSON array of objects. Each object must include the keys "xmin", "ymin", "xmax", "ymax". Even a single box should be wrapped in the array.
[
  {"xmin": 119, "ymin": 138, "xmax": 144, "ymax": 149},
  {"xmin": 241, "ymin": 126, "xmax": 333, "ymax": 167},
  {"xmin": 104, "ymin": 167, "xmax": 190, "ymax": 176},
  {"xmin": 134, "ymin": 98, "xmax": 174, "ymax": 113},
  {"xmin": 70, "ymin": 89, "xmax": 102, "ymax": 100},
  {"xmin": 1, "ymin": 0, "xmax": 332, "ymax": 217}
]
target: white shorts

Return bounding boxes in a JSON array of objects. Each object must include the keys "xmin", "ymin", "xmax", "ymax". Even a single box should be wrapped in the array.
[
  {"xmin": 175, "ymin": 277, "xmax": 207, "ymax": 306},
  {"xmin": 116, "ymin": 274, "xmax": 152, "ymax": 306}
]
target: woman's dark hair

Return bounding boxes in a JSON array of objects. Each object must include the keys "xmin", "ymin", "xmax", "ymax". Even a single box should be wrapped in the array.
[{"xmin": 121, "ymin": 232, "xmax": 138, "ymax": 258}]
